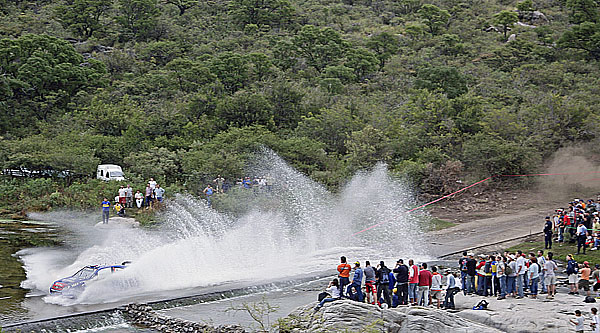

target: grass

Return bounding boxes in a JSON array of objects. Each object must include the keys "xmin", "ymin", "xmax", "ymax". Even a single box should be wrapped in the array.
[
  {"xmin": 425, "ymin": 217, "xmax": 456, "ymax": 231},
  {"xmin": 506, "ymin": 238, "xmax": 600, "ymax": 265}
]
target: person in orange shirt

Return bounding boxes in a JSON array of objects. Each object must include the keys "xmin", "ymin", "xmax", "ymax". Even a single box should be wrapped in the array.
[
  {"xmin": 337, "ymin": 256, "xmax": 351, "ymax": 297},
  {"xmin": 579, "ymin": 261, "xmax": 592, "ymax": 297}
]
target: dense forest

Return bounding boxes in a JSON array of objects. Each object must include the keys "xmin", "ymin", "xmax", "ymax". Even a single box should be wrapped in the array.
[{"xmin": 1, "ymin": 0, "xmax": 600, "ymax": 212}]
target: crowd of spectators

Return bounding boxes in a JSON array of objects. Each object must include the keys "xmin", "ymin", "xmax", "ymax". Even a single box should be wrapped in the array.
[
  {"xmin": 100, "ymin": 178, "xmax": 165, "ymax": 221},
  {"xmin": 202, "ymin": 175, "xmax": 275, "ymax": 205}
]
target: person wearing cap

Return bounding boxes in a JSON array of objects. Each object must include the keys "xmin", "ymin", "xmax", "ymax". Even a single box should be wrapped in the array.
[
  {"xmin": 393, "ymin": 259, "xmax": 409, "ymax": 305},
  {"xmin": 577, "ymin": 222, "xmax": 588, "ymax": 254},
  {"xmin": 544, "ymin": 216, "xmax": 553, "ymax": 249},
  {"xmin": 458, "ymin": 252, "xmax": 469, "ymax": 295},
  {"xmin": 337, "ymin": 256, "xmax": 352, "ymax": 297},
  {"xmin": 579, "ymin": 261, "xmax": 592, "ymax": 296},
  {"xmin": 347, "ymin": 261, "xmax": 364, "ymax": 302}
]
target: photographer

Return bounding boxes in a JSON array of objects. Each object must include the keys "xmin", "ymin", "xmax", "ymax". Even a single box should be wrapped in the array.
[{"xmin": 314, "ymin": 278, "xmax": 341, "ymax": 310}]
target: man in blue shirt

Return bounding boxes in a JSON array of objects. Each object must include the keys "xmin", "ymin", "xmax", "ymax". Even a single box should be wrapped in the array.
[
  {"xmin": 101, "ymin": 198, "xmax": 110, "ymax": 224},
  {"xmin": 347, "ymin": 261, "xmax": 364, "ymax": 302}
]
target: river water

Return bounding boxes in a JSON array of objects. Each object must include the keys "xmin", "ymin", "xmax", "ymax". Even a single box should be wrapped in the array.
[{"xmin": 1, "ymin": 152, "xmax": 432, "ymax": 332}]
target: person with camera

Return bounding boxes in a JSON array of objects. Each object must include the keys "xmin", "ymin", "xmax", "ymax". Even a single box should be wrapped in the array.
[{"xmin": 314, "ymin": 278, "xmax": 341, "ymax": 310}]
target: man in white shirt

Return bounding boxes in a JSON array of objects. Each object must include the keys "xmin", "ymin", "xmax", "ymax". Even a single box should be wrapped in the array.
[
  {"xmin": 577, "ymin": 222, "xmax": 588, "ymax": 254},
  {"xmin": 591, "ymin": 307, "xmax": 600, "ymax": 333},
  {"xmin": 515, "ymin": 251, "xmax": 526, "ymax": 298},
  {"xmin": 537, "ymin": 250, "xmax": 547, "ymax": 294}
]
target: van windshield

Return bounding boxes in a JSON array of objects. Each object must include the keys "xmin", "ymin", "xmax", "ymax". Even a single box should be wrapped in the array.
[{"xmin": 110, "ymin": 171, "xmax": 124, "ymax": 177}]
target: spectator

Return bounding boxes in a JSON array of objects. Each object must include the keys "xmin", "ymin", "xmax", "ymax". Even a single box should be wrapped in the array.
[
  {"xmin": 430, "ymin": 266, "xmax": 442, "ymax": 309},
  {"xmin": 363, "ymin": 261, "xmax": 378, "ymax": 305},
  {"xmin": 118, "ymin": 185, "xmax": 127, "ymax": 206},
  {"xmin": 537, "ymin": 250, "xmax": 547, "ymax": 294},
  {"xmin": 528, "ymin": 257, "xmax": 539, "ymax": 299},
  {"xmin": 114, "ymin": 202, "xmax": 125, "ymax": 217},
  {"xmin": 577, "ymin": 222, "xmax": 588, "ymax": 254},
  {"xmin": 544, "ymin": 252, "xmax": 558, "ymax": 299},
  {"xmin": 135, "ymin": 190, "xmax": 144, "ymax": 209},
  {"xmin": 466, "ymin": 253, "xmax": 477, "ymax": 294},
  {"xmin": 459, "ymin": 252, "xmax": 469, "ymax": 295},
  {"xmin": 145, "ymin": 183, "xmax": 153, "ymax": 208},
  {"xmin": 567, "ymin": 254, "xmax": 579, "ymax": 295},
  {"xmin": 126, "ymin": 184, "xmax": 133, "ymax": 208},
  {"xmin": 154, "ymin": 184, "xmax": 165, "ymax": 202},
  {"xmin": 570, "ymin": 310, "xmax": 584, "ymax": 333},
  {"xmin": 507, "ymin": 254, "xmax": 517, "ymax": 297},
  {"xmin": 337, "ymin": 256, "xmax": 351, "ymax": 297},
  {"xmin": 476, "ymin": 255, "xmax": 486, "ymax": 296},
  {"xmin": 393, "ymin": 259, "xmax": 409, "ymax": 305},
  {"xmin": 203, "ymin": 184, "xmax": 214, "ymax": 206},
  {"xmin": 347, "ymin": 262, "xmax": 364, "ymax": 302},
  {"xmin": 579, "ymin": 261, "xmax": 592, "ymax": 297},
  {"xmin": 408, "ymin": 259, "xmax": 419, "ymax": 305},
  {"xmin": 417, "ymin": 263, "xmax": 433, "ymax": 306},
  {"xmin": 544, "ymin": 216, "xmax": 553, "ymax": 249},
  {"xmin": 496, "ymin": 255, "xmax": 507, "ymax": 300},
  {"xmin": 592, "ymin": 265, "xmax": 600, "ymax": 297},
  {"xmin": 592, "ymin": 307, "xmax": 600, "ymax": 333},
  {"xmin": 149, "ymin": 178, "xmax": 157, "ymax": 190},
  {"xmin": 101, "ymin": 197, "xmax": 110, "ymax": 224},
  {"xmin": 213, "ymin": 175, "xmax": 224, "ymax": 193},
  {"xmin": 443, "ymin": 270, "xmax": 459, "ymax": 310},
  {"xmin": 515, "ymin": 251, "xmax": 526, "ymax": 298},
  {"xmin": 314, "ymin": 278, "xmax": 341, "ymax": 310},
  {"xmin": 376, "ymin": 261, "xmax": 392, "ymax": 308}
]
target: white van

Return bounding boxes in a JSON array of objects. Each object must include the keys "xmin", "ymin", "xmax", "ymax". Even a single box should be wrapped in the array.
[{"xmin": 97, "ymin": 164, "xmax": 125, "ymax": 181}]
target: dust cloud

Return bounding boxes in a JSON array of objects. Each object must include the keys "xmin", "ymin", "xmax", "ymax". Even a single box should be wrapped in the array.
[{"xmin": 537, "ymin": 146, "xmax": 600, "ymax": 202}]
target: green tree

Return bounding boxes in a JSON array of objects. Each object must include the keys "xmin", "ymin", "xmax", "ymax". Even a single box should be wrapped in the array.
[
  {"xmin": 559, "ymin": 22, "xmax": 600, "ymax": 60},
  {"xmin": 493, "ymin": 10, "xmax": 519, "ymax": 41},
  {"xmin": 116, "ymin": 0, "xmax": 160, "ymax": 40},
  {"xmin": 366, "ymin": 32, "xmax": 400, "ymax": 69},
  {"xmin": 124, "ymin": 147, "xmax": 181, "ymax": 183},
  {"xmin": 209, "ymin": 52, "xmax": 249, "ymax": 93},
  {"xmin": 0, "ymin": 34, "xmax": 106, "ymax": 132},
  {"xmin": 166, "ymin": 58, "xmax": 216, "ymax": 92},
  {"xmin": 163, "ymin": 0, "xmax": 197, "ymax": 15},
  {"xmin": 415, "ymin": 66, "xmax": 468, "ymax": 99},
  {"xmin": 54, "ymin": 0, "xmax": 112, "ymax": 38},
  {"xmin": 565, "ymin": 0, "xmax": 599, "ymax": 24},
  {"xmin": 228, "ymin": 0, "xmax": 294, "ymax": 28},
  {"xmin": 344, "ymin": 48, "xmax": 379, "ymax": 81},
  {"xmin": 290, "ymin": 25, "xmax": 350, "ymax": 72},
  {"xmin": 418, "ymin": 4, "xmax": 450, "ymax": 35},
  {"xmin": 215, "ymin": 91, "xmax": 275, "ymax": 129}
]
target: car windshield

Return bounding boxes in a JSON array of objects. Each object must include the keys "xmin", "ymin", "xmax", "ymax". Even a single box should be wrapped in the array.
[
  {"xmin": 110, "ymin": 171, "xmax": 124, "ymax": 177},
  {"xmin": 72, "ymin": 267, "xmax": 96, "ymax": 280}
]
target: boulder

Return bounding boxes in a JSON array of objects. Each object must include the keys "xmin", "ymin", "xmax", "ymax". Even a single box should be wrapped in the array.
[
  {"xmin": 507, "ymin": 34, "xmax": 517, "ymax": 42},
  {"xmin": 282, "ymin": 300, "xmax": 502, "ymax": 332}
]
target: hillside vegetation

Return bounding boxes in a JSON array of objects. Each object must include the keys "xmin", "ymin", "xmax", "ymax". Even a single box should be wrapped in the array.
[{"xmin": 1, "ymin": 0, "xmax": 600, "ymax": 208}]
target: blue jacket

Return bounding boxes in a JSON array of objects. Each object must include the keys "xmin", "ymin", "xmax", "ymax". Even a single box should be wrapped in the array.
[
  {"xmin": 567, "ymin": 259, "xmax": 578, "ymax": 275},
  {"xmin": 352, "ymin": 268, "xmax": 363, "ymax": 285}
]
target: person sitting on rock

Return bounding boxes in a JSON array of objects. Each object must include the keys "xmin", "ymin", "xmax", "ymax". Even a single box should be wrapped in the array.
[{"xmin": 314, "ymin": 278, "xmax": 341, "ymax": 310}]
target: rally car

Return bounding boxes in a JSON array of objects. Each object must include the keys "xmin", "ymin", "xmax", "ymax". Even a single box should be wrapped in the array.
[{"xmin": 49, "ymin": 262, "xmax": 130, "ymax": 297}]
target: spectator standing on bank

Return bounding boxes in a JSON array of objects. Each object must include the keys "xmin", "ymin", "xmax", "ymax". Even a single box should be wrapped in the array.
[
  {"xmin": 408, "ymin": 259, "xmax": 419, "ymax": 305},
  {"xmin": 101, "ymin": 198, "xmax": 110, "ymax": 224},
  {"xmin": 466, "ymin": 253, "xmax": 477, "ymax": 294},
  {"xmin": 118, "ymin": 185, "xmax": 127, "ymax": 206},
  {"xmin": 203, "ymin": 184, "xmax": 214, "ymax": 206},
  {"xmin": 213, "ymin": 175, "xmax": 224, "ymax": 193},
  {"xmin": 149, "ymin": 178, "xmax": 157, "ymax": 190},
  {"xmin": 126, "ymin": 184, "xmax": 133, "ymax": 208},
  {"xmin": 154, "ymin": 184, "xmax": 165, "ymax": 202},
  {"xmin": 567, "ymin": 254, "xmax": 579, "ymax": 294},
  {"xmin": 544, "ymin": 216, "xmax": 553, "ymax": 249},
  {"xmin": 144, "ymin": 183, "xmax": 153, "ymax": 208}
]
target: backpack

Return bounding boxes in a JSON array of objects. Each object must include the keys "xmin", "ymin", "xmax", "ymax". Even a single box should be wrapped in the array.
[
  {"xmin": 585, "ymin": 296, "xmax": 597, "ymax": 303},
  {"xmin": 505, "ymin": 264, "xmax": 513, "ymax": 276},
  {"xmin": 472, "ymin": 300, "xmax": 489, "ymax": 310},
  {"xmin": 484, "ymin": 262, "xmax": 491, "ymax": 274},
  {"xmin": 380, "ymin": 267, "xmax": 390, "ymax": 284}
]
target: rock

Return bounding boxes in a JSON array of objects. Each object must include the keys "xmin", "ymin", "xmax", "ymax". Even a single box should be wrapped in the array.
[
  {"xmin": 507, "ymin": 34, "xmax": 517, "ymax": 42},
  {"xmin": 484, "ymin": 26, "xmax": 500, "ymax": 33},
  {"xmin": 517, "ymin": 21, "xmax": 536, "ymax": 28},
  {"xmin": 532, "ymin": 11, "xmax": 548, "ymax": 23},
  {"xmin": 284, "ymin": 300, "xmax": 501, "ymax": 332}
]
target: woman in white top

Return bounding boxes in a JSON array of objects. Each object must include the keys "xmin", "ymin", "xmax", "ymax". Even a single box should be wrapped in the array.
[{"xmin": 315, "ymin": 278, "xmax": 341, "ymax": 310}]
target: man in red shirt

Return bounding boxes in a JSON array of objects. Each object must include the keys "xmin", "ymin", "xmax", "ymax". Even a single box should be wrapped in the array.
[
  {"xmin": 417, "ymin": 263, "xmax": 433, "ymax": 306},
  {"xmin": 337, "ymin": 256, "xmax": 352, "ymax": 297}
]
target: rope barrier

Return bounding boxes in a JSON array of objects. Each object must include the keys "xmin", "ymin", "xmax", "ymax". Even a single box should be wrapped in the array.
[{"xmin": 351, "ymin": 171, "xmax": 600, "ymax": 237}]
